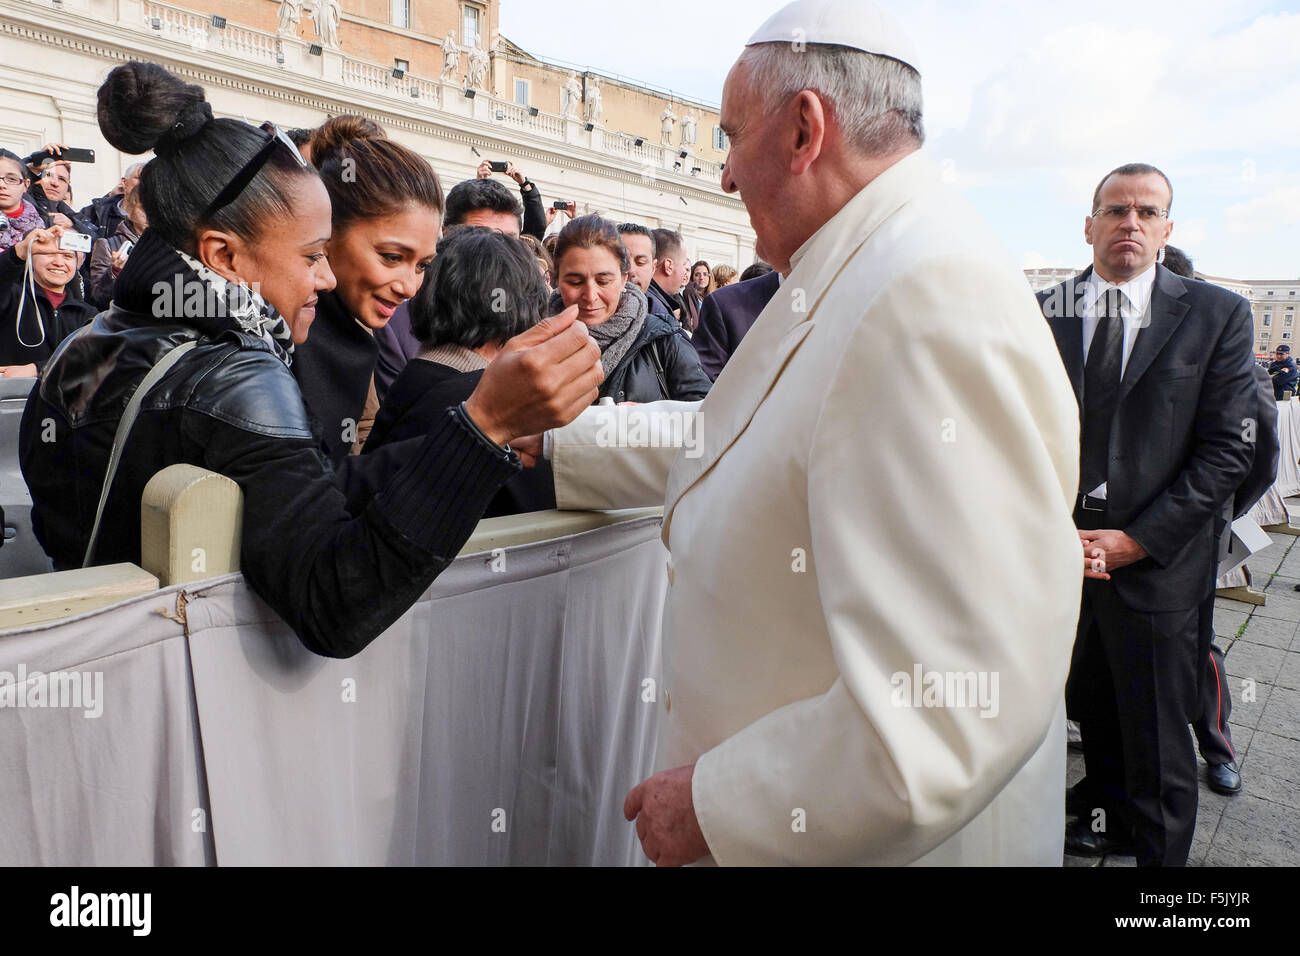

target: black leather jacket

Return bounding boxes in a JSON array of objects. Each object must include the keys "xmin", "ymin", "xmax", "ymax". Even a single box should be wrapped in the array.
[{"xmin": 20, "ymin": 229, "xmax": 520, "ymax": 657}]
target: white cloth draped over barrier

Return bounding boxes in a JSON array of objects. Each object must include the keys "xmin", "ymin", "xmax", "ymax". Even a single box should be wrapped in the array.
[
  {"xmin": 0, "ymin": 517, "xmax": 667, "ymax": 865},
  {"xmin": 1271, "ymin": 398, "xmax": 1300, "ymax": 498}
]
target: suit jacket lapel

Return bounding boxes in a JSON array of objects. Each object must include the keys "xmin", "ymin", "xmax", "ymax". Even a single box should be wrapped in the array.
[
  {"xmin": 1117, "ymin": 265, "xmax": 1190, "ymax": 403},
  {"xmin": 1044, "ymin": 267, "xmax": 1089, "ymax": 406}
]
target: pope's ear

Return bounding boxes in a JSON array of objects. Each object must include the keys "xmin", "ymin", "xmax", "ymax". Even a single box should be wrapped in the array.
[{"xmin": 789, "ymin": 90, "xmax": 827, "ymax": 177}]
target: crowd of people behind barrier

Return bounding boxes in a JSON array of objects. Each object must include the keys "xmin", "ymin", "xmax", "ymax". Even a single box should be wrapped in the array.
[{"xmin": 0, "ymin": 60, "xmax": 776, "ymax": 656}]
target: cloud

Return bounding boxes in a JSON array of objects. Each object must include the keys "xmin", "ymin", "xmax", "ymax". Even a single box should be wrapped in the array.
[{"xmin": 1226, "ymin": 185, "xmax": 1300, "ymax": 234}]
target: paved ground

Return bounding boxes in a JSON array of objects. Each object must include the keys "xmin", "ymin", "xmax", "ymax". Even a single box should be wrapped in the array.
[{"xmin": 1065, "ymin": 498, "xmax": 1300, "ymax": 867}]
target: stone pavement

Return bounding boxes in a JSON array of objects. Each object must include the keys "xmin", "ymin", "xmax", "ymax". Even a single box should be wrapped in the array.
[{"xmin": 1065, "ymin": 499, "xmax": 1300, "ymax": 867}]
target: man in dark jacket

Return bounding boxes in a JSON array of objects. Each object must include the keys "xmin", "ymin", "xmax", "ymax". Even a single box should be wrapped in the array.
[
  {"xmin": 691, "ymin": 266, "xmax": 782, "ymax": 380},
  {"xmin": 374, "ymin": 177, "xmax": 533, "ymax": 401},
  {"xmin": 0, "ymin": 228, "xmax": 97, "ymax": 374},
  {"xmin": 1041, "ymin": 163, "xmax": 1257, "ymax": 866},
  {"xmin": 617, "ymin": 223, "xmax": 675, "ymax": 321},
  {"xmin": 1268, "ymin": 345, "xmax": 1297, "ymax": 400},
  {"xmin": 646, "ymin": 228, "xmax": 690, "ymax": 326}
]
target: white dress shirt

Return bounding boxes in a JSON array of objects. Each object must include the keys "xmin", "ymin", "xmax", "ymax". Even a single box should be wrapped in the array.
[{"xmin": 1080, "ymin": 263, "xmax": 1157, "ymax": 498}]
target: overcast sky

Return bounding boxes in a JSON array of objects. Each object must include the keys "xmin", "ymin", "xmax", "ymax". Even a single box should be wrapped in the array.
[{"xmin": 499, "ymin": 0, "xmax": 1300, "ymax": 280}]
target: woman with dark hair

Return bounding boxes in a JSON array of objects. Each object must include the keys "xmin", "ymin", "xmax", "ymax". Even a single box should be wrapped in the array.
[
  {"xmin": 690, "ymin": 260, "xmax": 711, "ymax": 295},
  {"xmin": 0, "ymin": 149, "xmax": 45, "ymax": 255},
  {"xmin": 291, "ymin": 115, "xmax": 444, "ymax": 462},
  {"xmin": 551, "ymin": 215, "xmax": 711, "ymax": 404},
  {"xmin": 367, "ymin": 227, "xmax": 556, "ymax": 515},
  {"xmin": 19, "ymin": 61, "xmax": 601, "ymax": 658}
]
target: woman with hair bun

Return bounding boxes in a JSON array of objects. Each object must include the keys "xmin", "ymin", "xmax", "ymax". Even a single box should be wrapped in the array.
[
  {"xmin": 293, "ymin": 115, "xmax": 442, "ymax": 461},
  {"xmin": 20, "ymin": 61, "xmax": 602, "ymax": 658}
]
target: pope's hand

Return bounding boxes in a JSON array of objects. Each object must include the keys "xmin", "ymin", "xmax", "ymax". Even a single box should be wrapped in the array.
[{"xmin": 624, "ymin": 763, "xmax": 709, "ymax": 867}]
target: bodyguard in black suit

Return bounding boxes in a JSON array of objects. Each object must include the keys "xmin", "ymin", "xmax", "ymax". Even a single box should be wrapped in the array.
[
  {"xmin": 1039, "ymin": 164, "xmax": 1257, "ymax": 866},
  {"xmin": 691, "ymin": 268, "xmax": 781, "ymax": 380}
]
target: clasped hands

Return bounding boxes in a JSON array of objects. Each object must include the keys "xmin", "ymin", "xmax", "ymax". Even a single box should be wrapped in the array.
[{"xmin": 1080, "ymin": 529, "xmax": 1148, "ymax": 580}]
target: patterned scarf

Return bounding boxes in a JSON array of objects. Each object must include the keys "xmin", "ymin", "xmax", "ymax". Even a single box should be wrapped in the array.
[{"xmin": 175, "ymin": 247, "xmax": 295, "ymax": 364}]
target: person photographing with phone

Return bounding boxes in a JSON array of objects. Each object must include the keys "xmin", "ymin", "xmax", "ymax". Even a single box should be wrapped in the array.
[
  {"xmin": 0, "ymin": 223, "xmax": 96, "ymax": 375},
  {"xmin": 22, "ymin": 144, "xmax": 98, "ymax": 240},
  {"xmin": 475, "ymin": 158, "xmax": 551, "ymax": 241}
]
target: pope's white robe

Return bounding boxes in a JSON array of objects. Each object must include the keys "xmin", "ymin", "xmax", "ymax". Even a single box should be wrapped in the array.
[{"xmin": 550, "ymin": 151, "xmax": 1082, "ymax": 865}]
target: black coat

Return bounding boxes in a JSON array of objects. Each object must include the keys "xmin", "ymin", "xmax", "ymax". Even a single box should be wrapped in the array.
[
  {"xmin": 0, "ymin": 245, "xmax": 98, "ymax": 369},
  {"xmin": 19, "ymin": 229, "xmax": 520, "ymax": 658},
  {"xmin": 601, "ymin": 309, "xmax": 712, "ymax": 404},
  {"xmin": 291, "ymin": 289, "xmax": 378, "ymax": 466},
  {"xmin": 1039, "ymin": 265, "xmax": 1258, "ymax": 611},
  {"xmin": 80, "ymin": 193, "xmax": 128, "ymax": 241},
  {"xmin": 691, "ymin": 269, "xmax": 781, "ymax": 380},
  {"xmin": 367, "ymin": 357, "xmax": 556, "ymax": 516}
]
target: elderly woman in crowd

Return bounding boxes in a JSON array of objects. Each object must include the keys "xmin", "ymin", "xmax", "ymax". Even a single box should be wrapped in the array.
[
  {"xmin": 88, "ymin": 181, "xmax": 148, "ymax": 309},
  {"xmin": 551, "ymin": 214, "xmax": 711, "ymax": 404}
]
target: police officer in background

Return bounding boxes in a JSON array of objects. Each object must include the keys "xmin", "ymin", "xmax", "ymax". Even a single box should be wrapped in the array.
[{"xmin": 1268, "ymin": 345, "xmax": 1298, "ymax": 400}]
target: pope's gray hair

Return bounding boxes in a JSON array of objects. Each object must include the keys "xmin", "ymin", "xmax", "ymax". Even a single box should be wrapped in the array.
[{"xmin": 738, "ymin": 42, "xmax": 924, "ymax": 156}]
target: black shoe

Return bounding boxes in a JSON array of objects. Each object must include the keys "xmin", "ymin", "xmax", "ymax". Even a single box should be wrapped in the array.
[
  {"xmin": 1066, "ymin": 779, "xmax": 1096, "ymax": 817},
  {"xmin": 1064, "ymin": 818, "xmax": 1136, "ymax": 857},
  {"xmin": 1208, "ymin": 760, "xmax": 1242, "ymax": 795}
]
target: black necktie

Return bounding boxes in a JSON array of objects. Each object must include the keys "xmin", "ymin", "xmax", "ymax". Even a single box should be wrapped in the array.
[{"xmin": 1079, "ymin": 289, "xmax": 1125, "ymax": 494}]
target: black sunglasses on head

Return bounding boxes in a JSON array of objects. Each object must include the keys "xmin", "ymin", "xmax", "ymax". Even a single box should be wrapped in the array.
[{"xmin": 202, "ymin": 121, "xmax": 308, "ymax": 219}]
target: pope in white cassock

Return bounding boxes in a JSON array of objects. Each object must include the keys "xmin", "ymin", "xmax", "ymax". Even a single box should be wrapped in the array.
[{"xmin": 535, "ymin": 0, "xmax": 1085, "ymax": 865}]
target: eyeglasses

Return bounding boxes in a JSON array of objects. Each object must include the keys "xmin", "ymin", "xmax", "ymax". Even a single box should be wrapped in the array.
[
  {"xmin": 1092, "ymin": 204, "xmax": 1169, "ymax": 222},
  {"xmin": 0, "ymin": 174, "xmax": 25, "ymax": 186},
  {"xmin": 202, "ymin": 120, "xmax": 308, "ymax": 219}
]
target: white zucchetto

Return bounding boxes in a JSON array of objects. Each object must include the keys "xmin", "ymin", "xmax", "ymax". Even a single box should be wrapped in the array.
[{"xmin": 745, "ymin": 0, "xmax": 921, "ymax": 74}]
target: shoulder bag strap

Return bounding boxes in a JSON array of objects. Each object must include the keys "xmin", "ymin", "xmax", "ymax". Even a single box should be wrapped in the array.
[
  {"xmin": 649, "ymin": 336, "xmax": 670, "ymax": 398},
  {"xmin": 82, "ymin": 339, "xmax": 200, "ymax": 567}
]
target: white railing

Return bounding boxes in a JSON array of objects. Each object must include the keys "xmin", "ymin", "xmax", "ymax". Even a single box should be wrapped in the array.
[
  {"xmin": 342, "ymin": 56, "xmax": 389, "ymax": 94},
  {"xmin": 132, "ymin": 1, "xmax": 721, "ymax": 184},
  {"xmin": 141, "ymin": 1, "xmax": 207, "ymax": 49}
]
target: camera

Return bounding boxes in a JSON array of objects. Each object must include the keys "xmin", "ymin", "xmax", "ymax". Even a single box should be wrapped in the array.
[
  {"xmin": 58, "ymin": 231, "xmax": 92, "ymax": 254},
  {"xmin": 489, "ymin": 161, "xmax": 510, "ymax": 173}
]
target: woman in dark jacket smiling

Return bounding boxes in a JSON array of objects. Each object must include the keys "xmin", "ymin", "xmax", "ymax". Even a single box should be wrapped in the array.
[
  {"xmin": 550, "ymin": 215, "xmax": 711, "ymax": 405},
  {"xmin": 19, "ymin": 61, "xmax": 602, "ymax": 658},
  {"xmin": 291, "ymin": 116, "xmax": 442, "ymax": 463}
]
